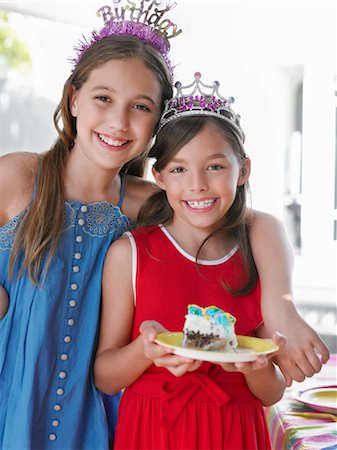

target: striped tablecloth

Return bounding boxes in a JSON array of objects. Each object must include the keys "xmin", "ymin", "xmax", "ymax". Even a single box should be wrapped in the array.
[{"xmin": 265, "ymin": 354, "xmax": 337, "ymax": 450}]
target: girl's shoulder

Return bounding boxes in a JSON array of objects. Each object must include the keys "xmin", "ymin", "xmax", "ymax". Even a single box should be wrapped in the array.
[
  {"xmin": 249, "ymin": 209, "xmax": 293, "ymax": 263},
  {"xmin": 0, "ymin": 151, "xmax": 39, "ymax": 181},
  {"xmin": 122, "ymin": 174, "xmax": 159, "ymax": 221},
  {"xmin": 124, "ymin": 173, "xmax": 159, "ymax": 197},
  {"xmin": 0, "ymin": 152, "xmax": 40, "ymax": 226},
  {"xmin": 250, "ymin": 209, "xmax": 285, "ymax": 236},
  {"xmin": 105, "ymin": 233, "xmax": 133, "ymax": 268}
]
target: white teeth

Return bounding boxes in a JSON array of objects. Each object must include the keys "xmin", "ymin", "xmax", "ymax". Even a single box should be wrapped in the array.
[
  {"xmin": 98, "ymin": 134, "xmax": 127, "ymax": 146},
  {"xmin": 186, "ymin": 199, "xmax": 216, "ymax": 209}
]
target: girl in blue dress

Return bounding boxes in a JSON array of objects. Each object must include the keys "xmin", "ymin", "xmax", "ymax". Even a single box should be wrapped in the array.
[{"xmin": 0, "ymin": 4, "xmax": 175, "ymax": 449}]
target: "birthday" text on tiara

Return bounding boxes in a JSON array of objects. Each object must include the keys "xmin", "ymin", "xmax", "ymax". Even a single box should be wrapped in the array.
[{"xmin": 97, "ymin": 0, "xmax": 182, "ymax": 39}]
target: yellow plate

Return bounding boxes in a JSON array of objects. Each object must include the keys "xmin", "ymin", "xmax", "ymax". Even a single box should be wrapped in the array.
[
  {"xmin": 154, "ymin": 332, "xmax": 278, "ymax": 362},
  {"xmin": 295, "ymin": 386, "xmax": 337, "ymax": 414}
]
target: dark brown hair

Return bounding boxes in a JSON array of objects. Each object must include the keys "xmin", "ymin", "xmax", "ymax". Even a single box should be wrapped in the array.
[
  {"xmin": 137, "ymin": 116, "xmax": 258, "ymax": 295},
  {"xmin": 9, "ymin": 36, "xmax": 173, "ymax": 283}
]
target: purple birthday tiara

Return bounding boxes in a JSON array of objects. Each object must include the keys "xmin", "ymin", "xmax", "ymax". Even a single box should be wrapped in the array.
[
  {"xmin": 157, "ymin": 72, "xmax": 245, "ymax": 142},
  {"xmin": 70, "ymin": 0, "xmax": 182, "ymax": 75}
]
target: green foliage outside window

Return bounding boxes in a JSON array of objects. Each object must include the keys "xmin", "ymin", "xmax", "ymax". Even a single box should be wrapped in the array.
[{"xmin": 0, "ymin": 11, "xmax": 32, "ymax": 74}]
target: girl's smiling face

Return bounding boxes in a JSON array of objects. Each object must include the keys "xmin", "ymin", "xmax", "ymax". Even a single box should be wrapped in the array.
[
  {"xmin": 69, "ymin": 57, "xmax": 162, "ymax": 171},
  {"xmin": 153, "ymin": 122, "xmax": 250, "ymax": 235}
]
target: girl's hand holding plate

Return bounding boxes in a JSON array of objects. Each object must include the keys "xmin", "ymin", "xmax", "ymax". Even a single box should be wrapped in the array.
[
  {"xmin": 140, "ymin": 320, "xmax": 202, "ymax": 377},
  {"xmin": 218, "ymin": 331, "xmax": 287, "ymax": 374}
]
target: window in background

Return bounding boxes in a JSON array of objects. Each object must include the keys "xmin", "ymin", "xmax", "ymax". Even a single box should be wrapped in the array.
[{"xmin": 0, "ymin": 9, "xmax": 83, "ymax": 154}]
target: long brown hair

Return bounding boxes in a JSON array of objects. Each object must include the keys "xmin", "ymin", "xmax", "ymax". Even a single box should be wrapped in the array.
[
  {"xmin": 138, "ymin": 116, "xmax": 258, "ymax": 295},
  {"xmin": 9, "ymin": 36, "xmax": 173, "ymax": 283}
]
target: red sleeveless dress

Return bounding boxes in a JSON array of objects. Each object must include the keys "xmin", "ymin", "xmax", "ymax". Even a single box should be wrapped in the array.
[{"xmin": 113, "ymin": 225, "xmax": 271, "ymax": 450}]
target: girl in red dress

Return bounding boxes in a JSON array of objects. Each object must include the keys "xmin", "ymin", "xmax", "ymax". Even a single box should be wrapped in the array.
[{"xmin": 95, "ymin": 73, "xmax": 287, "ymax": 449}]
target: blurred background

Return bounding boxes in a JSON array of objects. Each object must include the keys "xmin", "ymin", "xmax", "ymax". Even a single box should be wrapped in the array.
[{"xmin": 0, "ymin": 0, "xmax": 336, "ymax": 350}]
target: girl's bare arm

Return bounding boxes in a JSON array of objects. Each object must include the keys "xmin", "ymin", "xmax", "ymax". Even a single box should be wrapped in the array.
[
  {"xmin": 0, "ymin": 152, "xmax": 38, "ymax": 226},
  {"xmin": 250, "ymin": 211, "xmax": 329, "ymax": 386},
  {"xmin": 94, "ymin": 236, "xmax": 152, "ymax": 395},
  {"xmin": 0, "ymin": 285, "xmax": 9, "ymax": 319},
  {"xmin": 244, "ymin": 359, "xmax": 286, "ymax": 406}
]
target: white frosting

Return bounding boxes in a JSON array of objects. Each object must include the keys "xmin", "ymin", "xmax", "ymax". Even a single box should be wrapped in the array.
[
  {"xmin": 183, "ymin": 313, "xmax": 238, "ymax": 350},
  {"xmin": 183, "ymin": 315, "xmax": 226, "ymax": 338}
]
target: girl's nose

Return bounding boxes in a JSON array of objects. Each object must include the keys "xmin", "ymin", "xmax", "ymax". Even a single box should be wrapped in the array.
[
  {"xmin": 109, "ymin": 105, "xmax": 129, "ymax": 132},
  {"xmin": 189, "ymin": 172, "xmax": 208, "ymax": 192}
]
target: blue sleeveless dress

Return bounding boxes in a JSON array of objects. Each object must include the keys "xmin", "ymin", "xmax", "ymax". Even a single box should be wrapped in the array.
[{"xmin": 0, "ymin": 175, "xmax": 132, "ymax": 449}]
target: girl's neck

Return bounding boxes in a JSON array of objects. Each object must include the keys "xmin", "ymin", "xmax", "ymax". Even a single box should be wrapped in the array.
[
  {"xmin": 63, "ymin": 151, "xmax": 122, "ymax": 204},
  {"xmin": 164, "ymin": 222, "xmax": 235, "ymax": 261}
]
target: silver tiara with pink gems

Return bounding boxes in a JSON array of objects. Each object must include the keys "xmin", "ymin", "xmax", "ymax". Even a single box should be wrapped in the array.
[
  {"xmin": 157, "ymin": 72, "xmax": 245, "ymax": 142},
  {"xmin": 70, "ymin": 0, "xmax": 182, "ymax": 76}
]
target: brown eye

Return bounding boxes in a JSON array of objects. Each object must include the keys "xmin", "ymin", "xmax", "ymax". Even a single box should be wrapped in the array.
[
  {"xmin": 133, "ymin": 104, "xmax": 151, "ymax": 112},
  {"xmin": 95, "ymin": 96, "xmax": 110, "ymax": 102},
  {"xmin": 208, "ymin": 164, "xmax": 224, "ymax": 171}
]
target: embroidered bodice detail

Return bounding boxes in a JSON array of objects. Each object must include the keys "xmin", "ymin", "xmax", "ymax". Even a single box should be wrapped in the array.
[
  {"xmin": 0, "ymin": 214, "xmax": 20, "ymax": 250},
  {"xmin": 64, "ymin": 202, "xmax": 132, "ymax": 238},
  {"xmin": 0, "ymin": 202, "xmax": 132, "ymax": 251}
]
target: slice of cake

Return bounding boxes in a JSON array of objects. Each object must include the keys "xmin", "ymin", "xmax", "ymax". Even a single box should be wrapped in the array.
[{"xmin": 182, "ymin": 304, "xmax": 238, "ymax": 351}]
